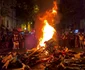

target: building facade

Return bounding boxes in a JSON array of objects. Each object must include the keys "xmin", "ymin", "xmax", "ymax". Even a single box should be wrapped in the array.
[{"xmin": 0, "ymin": 0, "xmax": 16, "ymax": 30}]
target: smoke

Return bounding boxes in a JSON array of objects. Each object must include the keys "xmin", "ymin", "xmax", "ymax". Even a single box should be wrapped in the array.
[{"xmin": 37, "ymin": 0, "xmax": 53, "ymax": 13}]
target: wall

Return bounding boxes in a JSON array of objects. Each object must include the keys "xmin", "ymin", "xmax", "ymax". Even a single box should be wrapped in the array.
[{"xmin": 0, "ymin": 0, "xmax": 16, "ymax": 30}]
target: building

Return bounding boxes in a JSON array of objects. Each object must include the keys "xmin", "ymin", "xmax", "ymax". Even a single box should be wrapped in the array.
[{"xmin": 0, "ymin": 0, "xmax": 16, "ymax": 30}]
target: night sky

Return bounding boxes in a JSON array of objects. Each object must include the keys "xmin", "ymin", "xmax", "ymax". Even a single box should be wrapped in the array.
[
  {"xmin": 16, "ymin": 0, "xmax": 85, "ymax": 19},
  {"xmin": 36, "ymin": 0, "xmax": 85, "ymax": 19},
  {"xmin": 58, "ymin": 0, "xmax": 85, "ymax": 29},
  {"xmin": 60, "ymin": 0, "xmax": 84, "ymax": 19},
  {"xmin": 36, "ymin": 0, "xmax": 85, "ymax": 30},
  {"xmin": 16, "ymin": 0, "xmax": 85, "ymax": 29}
]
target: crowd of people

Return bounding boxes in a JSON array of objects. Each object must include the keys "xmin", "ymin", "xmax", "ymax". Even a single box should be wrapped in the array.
[
  {"xmin": 0, "ymin": 27, "xmax": 26, "ymax": 50},
  {"xmin": 58, "ymin": 32, "xmax": 85, "ymax": 49},
  {"xmin": 0, "ymin": 24, "xmax": 38, "ymax": 51},
  {"xmin": 1, "ymin": 26, "xmax": 85, "ymax": 69},
  {"xmin": 1, "ymin": 24, "xmax": 85, "ymax": 50}
]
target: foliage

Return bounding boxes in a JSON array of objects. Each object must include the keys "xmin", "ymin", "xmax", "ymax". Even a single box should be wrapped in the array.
[{"xmin": 16, "ymin": 0, "xmax": 38, "ymax": 21}]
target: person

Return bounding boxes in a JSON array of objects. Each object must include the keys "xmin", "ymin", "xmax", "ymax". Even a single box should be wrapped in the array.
[
  {"xmin": 79, "ymin": 34, "xmax": 84, "ymax": 48},
  {"xmin": 75, "ymin": 34, "xmax": 79, "ymax": 48},
  {"xmin": 12, "ymin": 30, "xmax": 20, "ymax": 49},
  {"xmin": 19, "ymin": 34, "xmax": 25, "ymax": 49}
]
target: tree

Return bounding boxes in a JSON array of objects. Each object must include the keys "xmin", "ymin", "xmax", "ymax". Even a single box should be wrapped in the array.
[{"xmin": 16, "ymin": 0, "xmax": 38, "ymax": 22}]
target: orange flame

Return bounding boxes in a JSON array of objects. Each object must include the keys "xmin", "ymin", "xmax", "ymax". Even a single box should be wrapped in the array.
[
  {"xmin": 40, "ymin": 20, "xmax": 55, "ymax": 47},
  {"xmin": 37, "ymin": 1, "xmax": 57, "ymax": 49},
  {"xmin": 52, "ymin": 1, "xmax": 58, "ymax": 14}
]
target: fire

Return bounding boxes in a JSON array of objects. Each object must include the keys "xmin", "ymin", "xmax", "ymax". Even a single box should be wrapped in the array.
[
  {"xmin": 36, "ymin": 1, "xmax": 58, "ymax": 49},
  {"xmin": 40, "ymin": 20, "xmax": 55, "ymax": 47},
  {"xmin": 52, "ymin": 1, "xmax": 58, "ymax": 14},
  {"xmin": 52, "ymin": 9, "xmax": 57, "ymax": 14}
]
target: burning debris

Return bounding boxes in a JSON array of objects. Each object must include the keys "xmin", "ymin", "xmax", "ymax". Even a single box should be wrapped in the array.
[
  {"xmin": 39, "ymin": 20, "xmax": 56, "ymax": 47},
  {"xmin": 1, "ymin": 46, "xmax": 85, "ymax": 70},
  {"xmin": 35, "ymin": 1, "xmax": 58, "ymax": 50},
  {"xmin": 1, "ymin": 1, "xmax": 85, "ymax": 70}
]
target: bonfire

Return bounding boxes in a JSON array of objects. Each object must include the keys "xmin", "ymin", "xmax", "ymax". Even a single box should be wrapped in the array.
[{"xmin": 35, "ymin": 1, "xmax": 58, "ymax": 54}]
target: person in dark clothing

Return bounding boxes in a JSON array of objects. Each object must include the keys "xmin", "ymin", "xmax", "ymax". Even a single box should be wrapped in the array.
[
  {"xmin": 8, "ymin": 34, "xmax": 13, "ymax": 50},
  {"xmin": 75, "ymin": 34, "xmax": 80, "ymax": 48}
]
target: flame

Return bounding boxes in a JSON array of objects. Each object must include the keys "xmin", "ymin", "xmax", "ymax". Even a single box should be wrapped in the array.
[
  {"xmin": 40, "ymin": 20, "xmax": 55, "ymax": 46},
  {"xmin": 52, "ymin": 1, "xmax": 58, "ymax": 14},
  {"xmin": 36, "ymin": 1, "xmax": 58, "ymax": 49},
  {"xmin": 45, "ymin": 50, "xmax": 49, "ymax": 55},
  {"xmin": 52, "ymin": 9, "xmax": 57, "ymax": 14}
]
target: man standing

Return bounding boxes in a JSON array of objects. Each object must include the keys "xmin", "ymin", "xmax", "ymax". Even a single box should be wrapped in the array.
[{"xmin": 12, "ymin": 30, "xmax": 20, "ymax": 49}]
